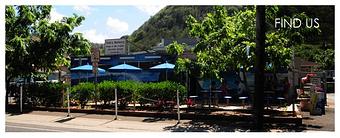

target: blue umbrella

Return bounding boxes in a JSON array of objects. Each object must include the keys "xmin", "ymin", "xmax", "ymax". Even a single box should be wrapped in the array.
[
  {"xmin": 71, "ymin": 64, "xmax": 106, "ymax": 73},
  {"xmin": 70, "ymin": 63, "xmax": 106, "ymax": 82},
  {"xmin": 109, "ymin": 62, "xmax": 142, "ymax": 80},
  {"xmin": 109, "ymin": 63, "xmax": 142, "ymax": 71},
  {"xmin": 150, "ymin": 61, "xmax": 175, "ymax": 80}
]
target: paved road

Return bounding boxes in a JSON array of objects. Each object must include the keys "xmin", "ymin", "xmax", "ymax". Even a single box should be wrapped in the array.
[{"xmin": 6, "ymin": 122, "xmax": 103, "ymax": 132}]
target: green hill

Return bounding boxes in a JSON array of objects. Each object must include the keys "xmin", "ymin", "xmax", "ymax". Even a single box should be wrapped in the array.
[{"xmin": 128, "ymin": 6, "xmax": 243, "ymax": 52}]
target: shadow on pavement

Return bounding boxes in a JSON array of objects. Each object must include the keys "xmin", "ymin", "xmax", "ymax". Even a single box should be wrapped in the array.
[
  {"xmin": 6, "ymin": 108, "xmax": 33, "ymax": 116},
  {"xmin": 142, "ymin": 117, "xmax": 174, "ymax": 123},
  {"xmin": 163, "ymin": 120, "xmax": 310, "ymax": 132},
  {"xmin": 55, "ymin": 116, "xmax": 75, "ymax": 123},
  {"xmin": 163, "ymin": 120, "xmax": 256, "ymax": 132},
  {"xmin": 54, "ymin": 113, "xmax": 91, "ymax": 123}
]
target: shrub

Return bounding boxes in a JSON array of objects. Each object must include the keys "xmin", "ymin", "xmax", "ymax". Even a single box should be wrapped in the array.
[
  {"xmin": 70, "ymin": 80, "xmax": 187, "ymax": 109},
  {"xmin": 42, "ymin": 82, "xmax": 65, "ymax": 107},
  {"xmin": 70, "ymin": 82, "xmax": 95, "ymax": 109},
  {"xmin": 115, "ymin": 80, "xmax": 141, "ymax": 108},
  {"xmin": 97, "ymin": 81, "xmax": 116, "ymax": 106},
  {"xmin": 8, "ymin": 82, "xmax": 66, "ymax": 107},
  {"xmin": 137, "ymin": 81, "xmax": 187, "ymax": 105}
]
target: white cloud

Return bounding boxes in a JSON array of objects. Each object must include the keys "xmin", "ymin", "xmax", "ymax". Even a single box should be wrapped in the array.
[
  {"xmin": 81, "ymin": 29, "xmax": 109, "ymax": 43},
  {"xmin": 135, "ymin": 5, "xmax": 166, "ymax": 16},
  {"xmin": 73, "ymin": 5, "xmax": 92, "ymax": 15},
  {"xmin": 106, "ymin": 17, "xmax": 129, "ymax": 33},
  {"xmin": 50, "ymin": 8, "xmax": 65, "ymax": 23}
]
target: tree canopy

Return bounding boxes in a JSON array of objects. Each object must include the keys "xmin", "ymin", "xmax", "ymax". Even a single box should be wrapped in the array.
[
  {"xmin": 168, "ymin": 6, "xmax": 324, "ymax": 83},
  {"xmin": 5, "ymin": 5, "xmax": 91, "ymax": 82}
]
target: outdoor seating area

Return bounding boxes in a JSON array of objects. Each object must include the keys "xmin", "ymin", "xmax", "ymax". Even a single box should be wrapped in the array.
[{"xmin": 186, "ymin": 92, "xmax": 289, "ymax": 111}]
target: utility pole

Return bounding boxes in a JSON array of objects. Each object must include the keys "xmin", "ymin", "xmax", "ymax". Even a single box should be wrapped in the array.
[
  {"xmin": 67, "ymin": 87, "xmax": 70, "ymax": 117},
  {"xmin": 254, "ymin": 5, "xmax": 266, "ymax": 131},
  {"xmin": 177, "ymin": 89, "xmax": 180, "ymax": 124}
]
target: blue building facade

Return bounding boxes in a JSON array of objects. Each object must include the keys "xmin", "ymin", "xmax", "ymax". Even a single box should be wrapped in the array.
[{"xmin": 70, "ymin": 53, "xmax": 175, "ymax": 85}]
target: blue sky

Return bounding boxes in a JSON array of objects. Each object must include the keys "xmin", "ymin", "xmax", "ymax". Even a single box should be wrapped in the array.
[{"xmin": 51, "ymin": 5, "xmax": 165, "ymax": 43}]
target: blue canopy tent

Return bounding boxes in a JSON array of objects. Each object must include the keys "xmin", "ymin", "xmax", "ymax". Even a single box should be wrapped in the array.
[
  {"xmin": 70, "ymin": 63, "xmax": 106, "ymax": 82},
  {"xmin": 150, "ymin": 61, "xmax": 175, "ymax": 80},
  {"xmin": 108, "ymin": 62, "xmax": 142, "ymax": 81}
]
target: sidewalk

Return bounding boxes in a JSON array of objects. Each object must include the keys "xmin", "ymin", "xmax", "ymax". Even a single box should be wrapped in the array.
[
  {"xmin": 6, "ymin": 111, "xmax": 182, "ymax": 132},
  {"xmin": 4, "ymin": 110, "xmax": 298, "ymax": 132},
  {"xmin": 6, "ymin": 93, "xmax": 334, "ymax": 132}
]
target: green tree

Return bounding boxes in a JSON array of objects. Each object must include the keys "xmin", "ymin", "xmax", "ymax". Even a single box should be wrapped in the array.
[
  {"xmin": 293, "ymin": 44, "xmax": 334, "ymax": 70},
  {"xmin": 185, "ymin": 6, "xmax": 319, "ymax": 87},
  {"xmin": 186, "ymin": 6, "xmax": 234, "ymax": 80},
  {"xmin": 166, "ymin": 41, "xmax": 191, "ymax": 74},
  {"xmin": 5, "ymin": 5, "xmax": 90, "ymax": 107}
]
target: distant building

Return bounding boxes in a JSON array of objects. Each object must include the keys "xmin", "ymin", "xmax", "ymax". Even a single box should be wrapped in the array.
[
  {"xmin": 104, "ymin": 38, "xmax": 127, "ymax": 55},
  {"xmin": 151, "ymin": 38, "xmax": 197, "ymax": 60},
  {"xmin": 152, "ymin": 38, "xmax": 197, "ymax": 53}
]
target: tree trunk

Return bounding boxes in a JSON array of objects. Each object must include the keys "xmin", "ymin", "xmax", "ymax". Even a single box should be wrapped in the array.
[
  {"xmin": 273, "ymin": 66, "xmax": 278, "ymax": 89},
  {"xmin": 254, "ymin": 5, "xmax": 266, "ymax": 131},
  {"xmin": 58, "ymin": 69, "xmax": 62, "ymax": 82}
]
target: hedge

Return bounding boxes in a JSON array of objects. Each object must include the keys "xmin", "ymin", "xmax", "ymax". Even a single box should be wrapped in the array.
[
  {"xmin": 7, "ymin": 82, "xmax": 66, "ymax": 107},
  {"xmin": 7, "ymin": 81, "xmax": 187, "ymax": 110},
  {"xmin": 71, "ymin": 81, "xmax": 187, "ymax": 108},
  {"xmin": 70, "ymin": 82, "xmax": 95, "ymax": 109}
]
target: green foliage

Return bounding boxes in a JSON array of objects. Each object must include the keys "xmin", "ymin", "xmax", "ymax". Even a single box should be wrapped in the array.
[
  {"xmin": 166, "ymin": 41, "xmax": 192, "ymax": 75},
  {"xmin": 185, "ymin": 6, "xmax": 321, "ymax": 82},
  {"xmin": 70, "ymin": 82, "xmax": 95, "ymax": 108},
  {"xmin": 9, "ymin": 80, "xmax": 187, "ymax": 109},
  {"xmin": 166, "ymin": 41, "xmax": 185, "ymax": 56},
  {"xmin": 294, "ymin": 44, "xmax": 334, "ymax": 70},
  {"xmin": 265, "ymin": 32, "xmax": 292, "ymax": 72},
  {"xmin": 128, "ymin": 5, "xmax": 333, "ymax": 75},
  {"xmin": 314, "ymin": 49, "xmax": 334, "ymax": 70},
  {"xmin": 97, "ymin": 81, "xmax": 116, "ymax": 105},
  {"xmin": 141, "ymin": 81, "xmax": 187, "ymax": 102},
  {"xmin": 174, "ymin": 58, "xmax": 191, "ymax": 74},
  {"xmin": 186, "ymin": 6, "xmax": 235, "ymax": 80},
  {"xmin": 128, "ymin": 6, "xmax": 227, "ymax": 52},
  {"xmin": 5, "ymin": 5, "xmax": 91, "ymax": 83},
  {"xmin": 70, "ymin": 81, "xmax": 187, "ymax": 108},
  {"xmin": 8, "ymin": 82, "xmax": 66, "ymax": 107}
]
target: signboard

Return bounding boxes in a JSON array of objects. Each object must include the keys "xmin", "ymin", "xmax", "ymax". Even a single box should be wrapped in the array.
[
  {"xmin": 104, "ymin": 39, "xmax": 127, "ymax": 55},
  {"xmin": 91, "ymin": 48, "xmax": 100, "ymax": 63}
]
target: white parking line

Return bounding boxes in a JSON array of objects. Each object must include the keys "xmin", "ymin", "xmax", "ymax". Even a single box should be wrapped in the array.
[{"xmin": 6, "ymin": 125, "xmax": 61, "ymax": 132}]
